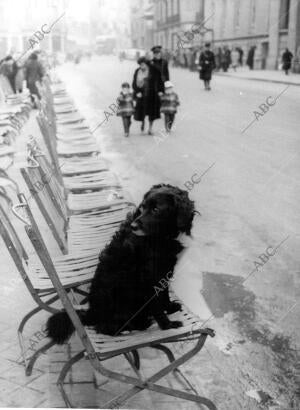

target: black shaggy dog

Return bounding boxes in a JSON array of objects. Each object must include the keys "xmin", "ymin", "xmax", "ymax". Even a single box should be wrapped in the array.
[{"xmin": 46, "ymin": 184, "xmax": 196, "ymax": 344}]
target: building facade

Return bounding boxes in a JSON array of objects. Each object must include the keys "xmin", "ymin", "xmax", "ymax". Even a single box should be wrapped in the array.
[
  {"xmin": 130, "ymin": 0, "xmax": 154, "ymax": 50},
  {"xmin": 153, "ymin": 0, "xmax": 206, "ymax": 51},
  {"xmin": 204, "ymin": 0, "xmax": 300, "ymax": 71},
  {"xmin": 0, "ymin": 0, "xmax": 67, "ymax": 59},
  {"xmin": 153, "ymin": 0, "xmax": 300, "ymax": 71}
]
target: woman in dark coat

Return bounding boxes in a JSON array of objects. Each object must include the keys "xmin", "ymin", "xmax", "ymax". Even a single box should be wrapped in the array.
[
  {"xmin": 198, "ymin": 43, "xmax": 216, "ymax": 90},
  {"xmin": 132, "ymin": 56, "xmax": 163, "ymax": 135}
]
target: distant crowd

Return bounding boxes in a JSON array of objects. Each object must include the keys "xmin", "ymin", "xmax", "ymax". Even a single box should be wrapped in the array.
[
  {"xmin": 161, "ymin": 45, "xmax": 294, "ymax": 75},
  {"xmin": 0, "ymin": 51, "xmax": 53, "ymax": 105}
]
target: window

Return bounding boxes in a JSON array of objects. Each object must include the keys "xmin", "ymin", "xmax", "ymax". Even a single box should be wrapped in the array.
[
  {"xmin": 234, "ymin": 0, "xmax": 240, "ymax": 28},
  {"xmin": 279, "ymin": 0, "xmax": 290, "ymax": 29},
  {"xmin": 251, "ymin": 0, "xmax": 256, "ymax": 27},
  {"xmin": 171, "ymin": 0, "xmax": 174, "ymax": 15}
]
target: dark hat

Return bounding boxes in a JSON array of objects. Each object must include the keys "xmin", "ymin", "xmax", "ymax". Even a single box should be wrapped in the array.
[
  {"xmin": 205, "ymin": 42, "xmax": 211, "ymax": 48},
  {"xmin": 151, "ymin": 45, "xmax": 162, "ymax": 53},
  {"xmin": 137, "ymin": 56, "xmax": 147, "ymax": 65}
]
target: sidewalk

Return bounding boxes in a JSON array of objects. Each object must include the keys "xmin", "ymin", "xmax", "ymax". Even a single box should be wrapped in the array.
[
  {"xmin": 214, "ymin": 67, "xmax": 300, "ymax": 86},
  {"xmin": 0, "ymin": 112, "xmax": 229, "ymax": 409}
]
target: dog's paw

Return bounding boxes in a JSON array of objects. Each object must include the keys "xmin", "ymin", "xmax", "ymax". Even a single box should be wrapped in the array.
[
  {"xmin": 160, "ymin": 320, "xmax": 183, "ymax": 330},
  {"xmin": 166, "ymin": 301, "xmax": 182, "ymax": 314}
]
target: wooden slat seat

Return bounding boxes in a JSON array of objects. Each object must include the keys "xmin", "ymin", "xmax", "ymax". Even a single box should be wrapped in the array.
[
  {"xmin": 59, "ymin": 157, "xmax": 109, "ymax": 175},
  {"xmin": 67, "ymin": 188, "xmax": 127, "ymax": 212},
  {"xmin": 56, "ymin": 112, "xmax": 85, "ymax": 124},
  {"xmin": 63, "ymin": 171, "xmax": 120, "ymax": 191},
  {"xmin": 28, "ymin": 251, "xmax": 98, "ymax": 291},
  {"xmin": 56, "ymin": 140, "xmax": 99, "ymax": 156},
  {"xmin": 86, "ymin": 302, "xmax": 209, "ymax": 357}
]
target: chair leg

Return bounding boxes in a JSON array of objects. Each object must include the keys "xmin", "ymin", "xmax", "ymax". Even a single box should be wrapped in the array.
[
  {"xmin": 132, "ymin": 350, "xmax": 140, "ymax": 370},
  {"xmin": 57, "ymin": 350, "xmax": 85, "ymax": 408},
  {"xmin": 18, "ymin": 305, "xmax": 44, "ymax": 369},
  {"xmin": 152, "ymin": 343, "xmax": 200, "ymax": 396},
  {"xmin": 25, "ymin": 340, "xmax": 56, "ymax": 376},
  {"xmin": 17, "ymin": 294, "xmax": 59, "ymax": 372},
  {"xmin": 96, "ymin": 335, "xmax": 217, "ymax": 409}
]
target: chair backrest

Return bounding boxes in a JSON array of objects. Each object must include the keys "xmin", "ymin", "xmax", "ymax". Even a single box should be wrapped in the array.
[
  {"xmin": 36, "ymin": 113, "xmax": 62, "ymax": 185},
  {"xmin": 0, "ymin": 202, "xmax": 40, "ymax": 301},
  {"xmin": 27, "ymin": 137, "xmax": 67, "ymax": 218},
  {"xmin": 20, "ymin": 162, "xmax": 68, "ymax": 254},
  {"xmin": 0, "ymin": 202, "xmax": 28, "ymax": 265},
  {"xmin": 23, "ymin": 198, "xmax": 99, "ymax": 360}
]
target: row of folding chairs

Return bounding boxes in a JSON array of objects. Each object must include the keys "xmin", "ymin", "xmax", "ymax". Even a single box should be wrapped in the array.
[
  {"xmin": 16, "ymin": 73, "xmax": 136, "ymax": 370},
  {"xmin": 0, "ymin": 73, "xmax": 216, "ymax": 408},
  {"xmin": 0, "ymin": 89, "xmax": 32, "ymax": 171}
]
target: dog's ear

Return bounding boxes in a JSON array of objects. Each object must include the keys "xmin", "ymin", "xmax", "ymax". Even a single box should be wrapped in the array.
[{"xmin": 175, "ymin": 191, "xmax": 195, "ymax": 235}]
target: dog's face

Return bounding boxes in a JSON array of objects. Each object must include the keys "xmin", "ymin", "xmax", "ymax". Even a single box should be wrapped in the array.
[{"xmin": 131, "ymin": 184, "xmax": 195, "ymax": 237}]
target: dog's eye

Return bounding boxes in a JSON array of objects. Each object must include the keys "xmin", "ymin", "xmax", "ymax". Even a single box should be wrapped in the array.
[{"xmin": 152, "ymin": 207, "xmax": 159, "ymax": 214}]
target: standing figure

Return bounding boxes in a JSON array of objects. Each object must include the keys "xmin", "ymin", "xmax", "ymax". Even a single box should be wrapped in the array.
[
  {"xmin": 220, "ymin": 46, "xmax": 230, "ymax": 72},
  {"xmin": 215, "ymin": 47, "xmax": 222, "ymax": 71},
  {"xmin": 246, "ymin": 46, "xmax": 256, "ymax": 70},
  {"xmin": 150, "ymin": 45, "xmax": 170, "ymax": 82},
  {"xmin": 24, "ymin": 53, "xmax": 44, "ymax": 105},
  {"xmin": 237, "ymin": 47, "xmax": 244, "ymax": 66},
  {"xmin": 132, "ymin": 56, "xmax": 164, "ymax": 135},
  {"xmin": 198, "ymin": 43, "xmax": 216, "ymax": 90},
  {"xmin": 0, "ymin": 56, "xmax": 17, "ymax": 93},
  {"xmin": 281, "ymin": 48, "xmax": 293, "ymax": 75},
  {"xmin": 231, "ymin": 47, "xmax": 240, "ymax": 71},
  {"xmin": 116, "ymin": 82, "xmax": 135, "ymax": 137},
  {"xmin": 159, "ymin": 81, "xmax": 180, "ymax": 133}
]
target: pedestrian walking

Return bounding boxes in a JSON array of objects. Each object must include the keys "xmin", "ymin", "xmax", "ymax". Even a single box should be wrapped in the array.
[
  {"xmin": 281, "ymin": 48, "xmax": 293, "ymax": 75},
  {"xmin": 0, "ymin": 55, "xmax": 17, "ymax": 93},
  {"xmin": 117, "ymin": 83, "xmax": 134, "ymax": 137},
  {"xmin": 246, "ymin": 46, "xmax": 256, "ymax": 70},
  {"xmin": 231, "ymin": 47, "xmax": 240, "ymax": 71},
  {"xmin": 0, "ymin": 56, "xmax": 14, "ymax": 95},
  {"xmin": 116, "ymin": 82, "xmax": 134, "ymax": 138},
  {"xmin": 14, "ymin": 57, "xmax": 25, "ymax": 93},
  {"xmin": 198, "ymin": 43, "xmax": 216, "ymax": 90},
  {"xmin": 150, "ymin": 45, "xmax": 170, "ymax": 82},
  {"xmin": 159, "ymin": 81, "xmax": 180, "ymax": 133},
  {"xmin": 132, "ymin": 56, "xmax": 163, "ymax": 135},
  {"xmin": 24, "ymin": 52, "xmax": 44, "ymax": 105}
]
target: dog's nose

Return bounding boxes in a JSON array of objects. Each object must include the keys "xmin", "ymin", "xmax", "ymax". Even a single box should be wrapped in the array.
[{"xmin": 131, "ymin": 221, "xmax": 139, "ymax": 230}]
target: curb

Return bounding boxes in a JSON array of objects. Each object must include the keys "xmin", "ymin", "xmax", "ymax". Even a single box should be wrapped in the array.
[{"xmin": 214, "ymin": 72, "xmax": 300, "ymax": 87}]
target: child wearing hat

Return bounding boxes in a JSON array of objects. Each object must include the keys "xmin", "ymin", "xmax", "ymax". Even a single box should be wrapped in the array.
[
  {"xmin": 159, "ymin": 81, "xmax": 180, "ymax": 132},
  {"xmin": 116, "ymin": 82, "xmax": 135, "ymax": 137}
]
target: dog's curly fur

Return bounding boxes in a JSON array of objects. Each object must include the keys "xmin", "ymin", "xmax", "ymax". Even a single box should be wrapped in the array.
[{"xmin": 46, "ymin": 184, "xmax": 196, "ymax": 344}]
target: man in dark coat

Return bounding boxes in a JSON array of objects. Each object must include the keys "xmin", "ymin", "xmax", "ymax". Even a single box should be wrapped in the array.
[
  {"xmin": 150, "ymin": 45, "xmax": 170, "ymax": 83},
  {"xmin": 198, "ymin": 43, "xmax": 216, "ymax": 90},
  {"xmin": 282, "ymin": 48, "xmax": 293, "ymax": 75},
  {"xmin": 24, "ymin": 53, "xmax": 44, "ymax": 104}
]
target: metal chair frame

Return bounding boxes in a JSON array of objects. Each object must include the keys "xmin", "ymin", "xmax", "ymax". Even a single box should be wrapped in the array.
[
  {"xmin": 0, "ymin": 198, "xmax": 89, "ymax": 375},
  {"xmin": 21, "ymin": 198, "xmax": 217, "ymax": 409}
]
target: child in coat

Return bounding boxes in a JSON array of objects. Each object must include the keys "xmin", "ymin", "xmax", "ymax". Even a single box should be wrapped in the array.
[
  {"xmin": 159, "ymin": 81, "xmax": 180, "ymax": 132},
  {"xmin": 116, "ymin": 82, "xmax": 135, "ymax": 137}
]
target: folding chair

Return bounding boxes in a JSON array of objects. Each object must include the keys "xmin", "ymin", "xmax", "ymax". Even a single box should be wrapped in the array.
[
  {"xmin": 20, "ymin": 144, "xmax": 134, "ymax": 254},
  {"xmin": 21, "ymin": 197, "xmax": 217, "ymax": 409},
  {"xmin": 0, "ymin": 195, "xmax": 97, "ymax": 375},
  {"xmin": 28, "ymin": 137, "xmax": 120, "ymax": 194}
]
